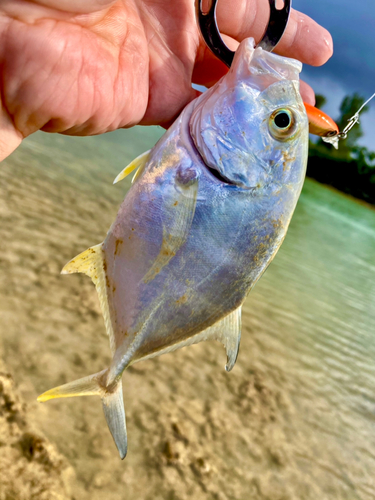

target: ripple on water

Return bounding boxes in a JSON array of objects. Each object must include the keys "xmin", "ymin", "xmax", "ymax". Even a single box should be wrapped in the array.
[
  {"xmin": 244, "ymin": 179, "xmax": 375, "ymax": 496},
  {"xmin": 2, "ymin": 128, "xmax": 375, "ymax": 499}
]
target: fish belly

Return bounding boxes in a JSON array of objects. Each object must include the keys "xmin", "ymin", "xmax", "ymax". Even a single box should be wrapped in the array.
[{"xmin": 103, "ymin": 180, "xmax": 282, "ymax": 369}]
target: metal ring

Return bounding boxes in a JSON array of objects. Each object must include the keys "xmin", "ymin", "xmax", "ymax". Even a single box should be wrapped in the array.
[{"xmin": 196, "ymin": 0, "xmax": 292, "ymax": 68}]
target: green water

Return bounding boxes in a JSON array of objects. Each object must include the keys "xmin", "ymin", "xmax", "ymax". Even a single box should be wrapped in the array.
[
  {"xmin": 3, "ymin": 127, "xmax": 375, "ymax": 497},
  {"xmin": 109, "ymin": 126, "xmax": 375, "ymax": 494},
  {"xmin": 245, "ymin": 179, "xmax": 375, "ymax": 496}
]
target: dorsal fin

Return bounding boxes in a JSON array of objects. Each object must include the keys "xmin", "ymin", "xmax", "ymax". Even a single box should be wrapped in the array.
[
  {"xmin": 132, "ymin": 305, "xmax": 242, "ymax": 372},
  {"xmin": 214, "ymin": 306, "xmax": 241, "ymax": 371},
  {"xmin": 113, "ymin": 150, "xmax": 151, "ymax": 185},
  {"xmin": 61, "ymin": 245, "xmax": 116, "ymax": 354}
]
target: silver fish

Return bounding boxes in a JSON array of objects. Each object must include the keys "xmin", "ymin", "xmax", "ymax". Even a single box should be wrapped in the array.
[{"xmin": 38, "ymin": 38, "xmax": 308, "ymax": 459}]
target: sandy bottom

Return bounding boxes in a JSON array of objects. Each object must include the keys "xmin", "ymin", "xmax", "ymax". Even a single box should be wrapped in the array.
[
  {"xmin": 0, "ymin": 131, "xmax": 370, "ymax": 500},
  {"xmin": 0, "ymin": 361, "xmax": 74, "ymax": 500}
]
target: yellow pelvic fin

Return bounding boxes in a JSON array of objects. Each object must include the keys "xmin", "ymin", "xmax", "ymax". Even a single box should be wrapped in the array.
[
  {"xmin": 131, "ymin": 152, "xmax": 150, "ymax": 184},
  {"xmin": 61, "ymin": 244, "xmax": 116, "ymax": 354},
  {"xmin": 62, "ymin": 244, "xmax": 103, "ymax": 281},
  {"xmin": 113, "ymin": 150, "xmax": 151, "ymax": 185}
]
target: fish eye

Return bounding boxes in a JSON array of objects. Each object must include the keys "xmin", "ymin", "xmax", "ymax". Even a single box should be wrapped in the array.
[{"xmin": 268, "ymin": 108, "xmax": 297, "ymax": 141}]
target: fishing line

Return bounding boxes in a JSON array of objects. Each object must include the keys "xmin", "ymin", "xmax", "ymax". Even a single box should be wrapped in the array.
[{"xmin": 322, "ymin": 92, "xmax": 375, "ymax": 149}]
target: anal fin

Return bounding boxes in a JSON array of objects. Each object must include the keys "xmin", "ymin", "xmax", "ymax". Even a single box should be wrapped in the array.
[
  {"xmin": 61, "ymin": 244, "xmax": 116, "ymax": 354},
  {"xmin": 113, "ymin": 150, "xmax": 151, "ymax": 184},
  {"xmin": 62, "ymin": 244, "xmax": 103, "ymax": 281}
]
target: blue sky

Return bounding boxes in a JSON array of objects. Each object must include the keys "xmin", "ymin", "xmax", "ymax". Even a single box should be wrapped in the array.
[{"xmin": 294, "ymin": 0, "xmax": 375, "ymax": 149}]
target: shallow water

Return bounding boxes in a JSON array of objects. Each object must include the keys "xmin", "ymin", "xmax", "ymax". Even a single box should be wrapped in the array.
[
  {"xmin": 245, "ymin": 179, "xmax": 375, "ymax": 497},
  {"xmin": 1, "ymin": 128, "xmax": 375, "ymax": 499}
]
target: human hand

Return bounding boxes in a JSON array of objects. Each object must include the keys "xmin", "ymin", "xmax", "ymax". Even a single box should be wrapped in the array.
[{"xmin": 0, "ymin": 0, "xmax": 333, "ymax": 161}]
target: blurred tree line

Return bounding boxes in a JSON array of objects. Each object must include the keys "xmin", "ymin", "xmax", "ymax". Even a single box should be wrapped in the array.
[{"xmin": 307, "ymin": 93, "xmax": 375, "ymax": 204}]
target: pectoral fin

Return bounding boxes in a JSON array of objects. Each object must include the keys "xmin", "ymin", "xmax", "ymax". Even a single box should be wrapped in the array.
[
  {"xmin": 135, "ymin": 305, "xmax": 242, "ymax": 371},
  {"xmin": 143, "ymin": 172, "xmax": 199, "ymax": 284},
  {"xmin": 113, "ymin": 150, "xmax": 151, "ymax": 184}
]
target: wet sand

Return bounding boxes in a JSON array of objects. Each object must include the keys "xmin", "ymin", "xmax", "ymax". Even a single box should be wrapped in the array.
[
  {"xmin": 0, "ymin": 358, "xmax": 73, "ymax": 500},
  {"xmin": 1, "ymin": 130, "xmax": 374, "ymax": 500}
]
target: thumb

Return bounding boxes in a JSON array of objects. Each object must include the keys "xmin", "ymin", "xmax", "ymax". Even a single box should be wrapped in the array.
[{"xmin": 0, "ymin": 104, "xmax": 23, "ymax": 162}]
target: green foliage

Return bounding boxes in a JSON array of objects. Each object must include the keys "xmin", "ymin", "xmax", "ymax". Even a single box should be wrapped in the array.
[
  {"xmin": 315, "ymin": 94, "xmax": 326, "ymax": 110},
  {"xmin": 307, "ymin": 93, "xmax": 375, "ymax": 204}
]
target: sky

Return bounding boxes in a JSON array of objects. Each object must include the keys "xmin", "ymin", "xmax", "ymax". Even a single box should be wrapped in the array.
[{"xmin": 294, "ymin": 0, "xmax": 375, "ymax": 149}]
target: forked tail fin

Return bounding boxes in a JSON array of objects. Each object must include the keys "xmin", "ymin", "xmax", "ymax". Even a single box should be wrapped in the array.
[
  {"xmin": 37, "ymin": 370, "xmax": 127, "ymax": 459},
  {"xmin": 101, "ymin": 381, "xmax": 127, "ymax": 458}
]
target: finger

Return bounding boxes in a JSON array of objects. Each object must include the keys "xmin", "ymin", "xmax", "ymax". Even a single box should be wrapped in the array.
[
  {"xmin": 194, "ymin": 34, "xmax": 317, "ymax": 106},
  {"xmin": 299, "ymin": 80, "xmax": 315, "ymax": 106},
  {"xmin": 216, "ymin": 0, "xmax": 333, "ymax": 66},
  {"xmin": 0, "ymin": 104, "xmax": 23, "ymax": 162},
  {"xmin": 6, "ymin": 0, "xmax": 118, "ymax": 14},
  {"xmin": 193, "ymin": 34, "xmax": 237, "ymax": 87},
  {"xmin": 275, "ymin": 10, "xmax": 333, "ymax": 66}
]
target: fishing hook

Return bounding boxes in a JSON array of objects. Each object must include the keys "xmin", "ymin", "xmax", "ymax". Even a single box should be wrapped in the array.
[
  {"xmin": 321, "ymin": 92, "xmax": 375, "ymax": 149},
  {"xmin": 196, "ymin": 0, "xmax": 292, "ymax": 68}
]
